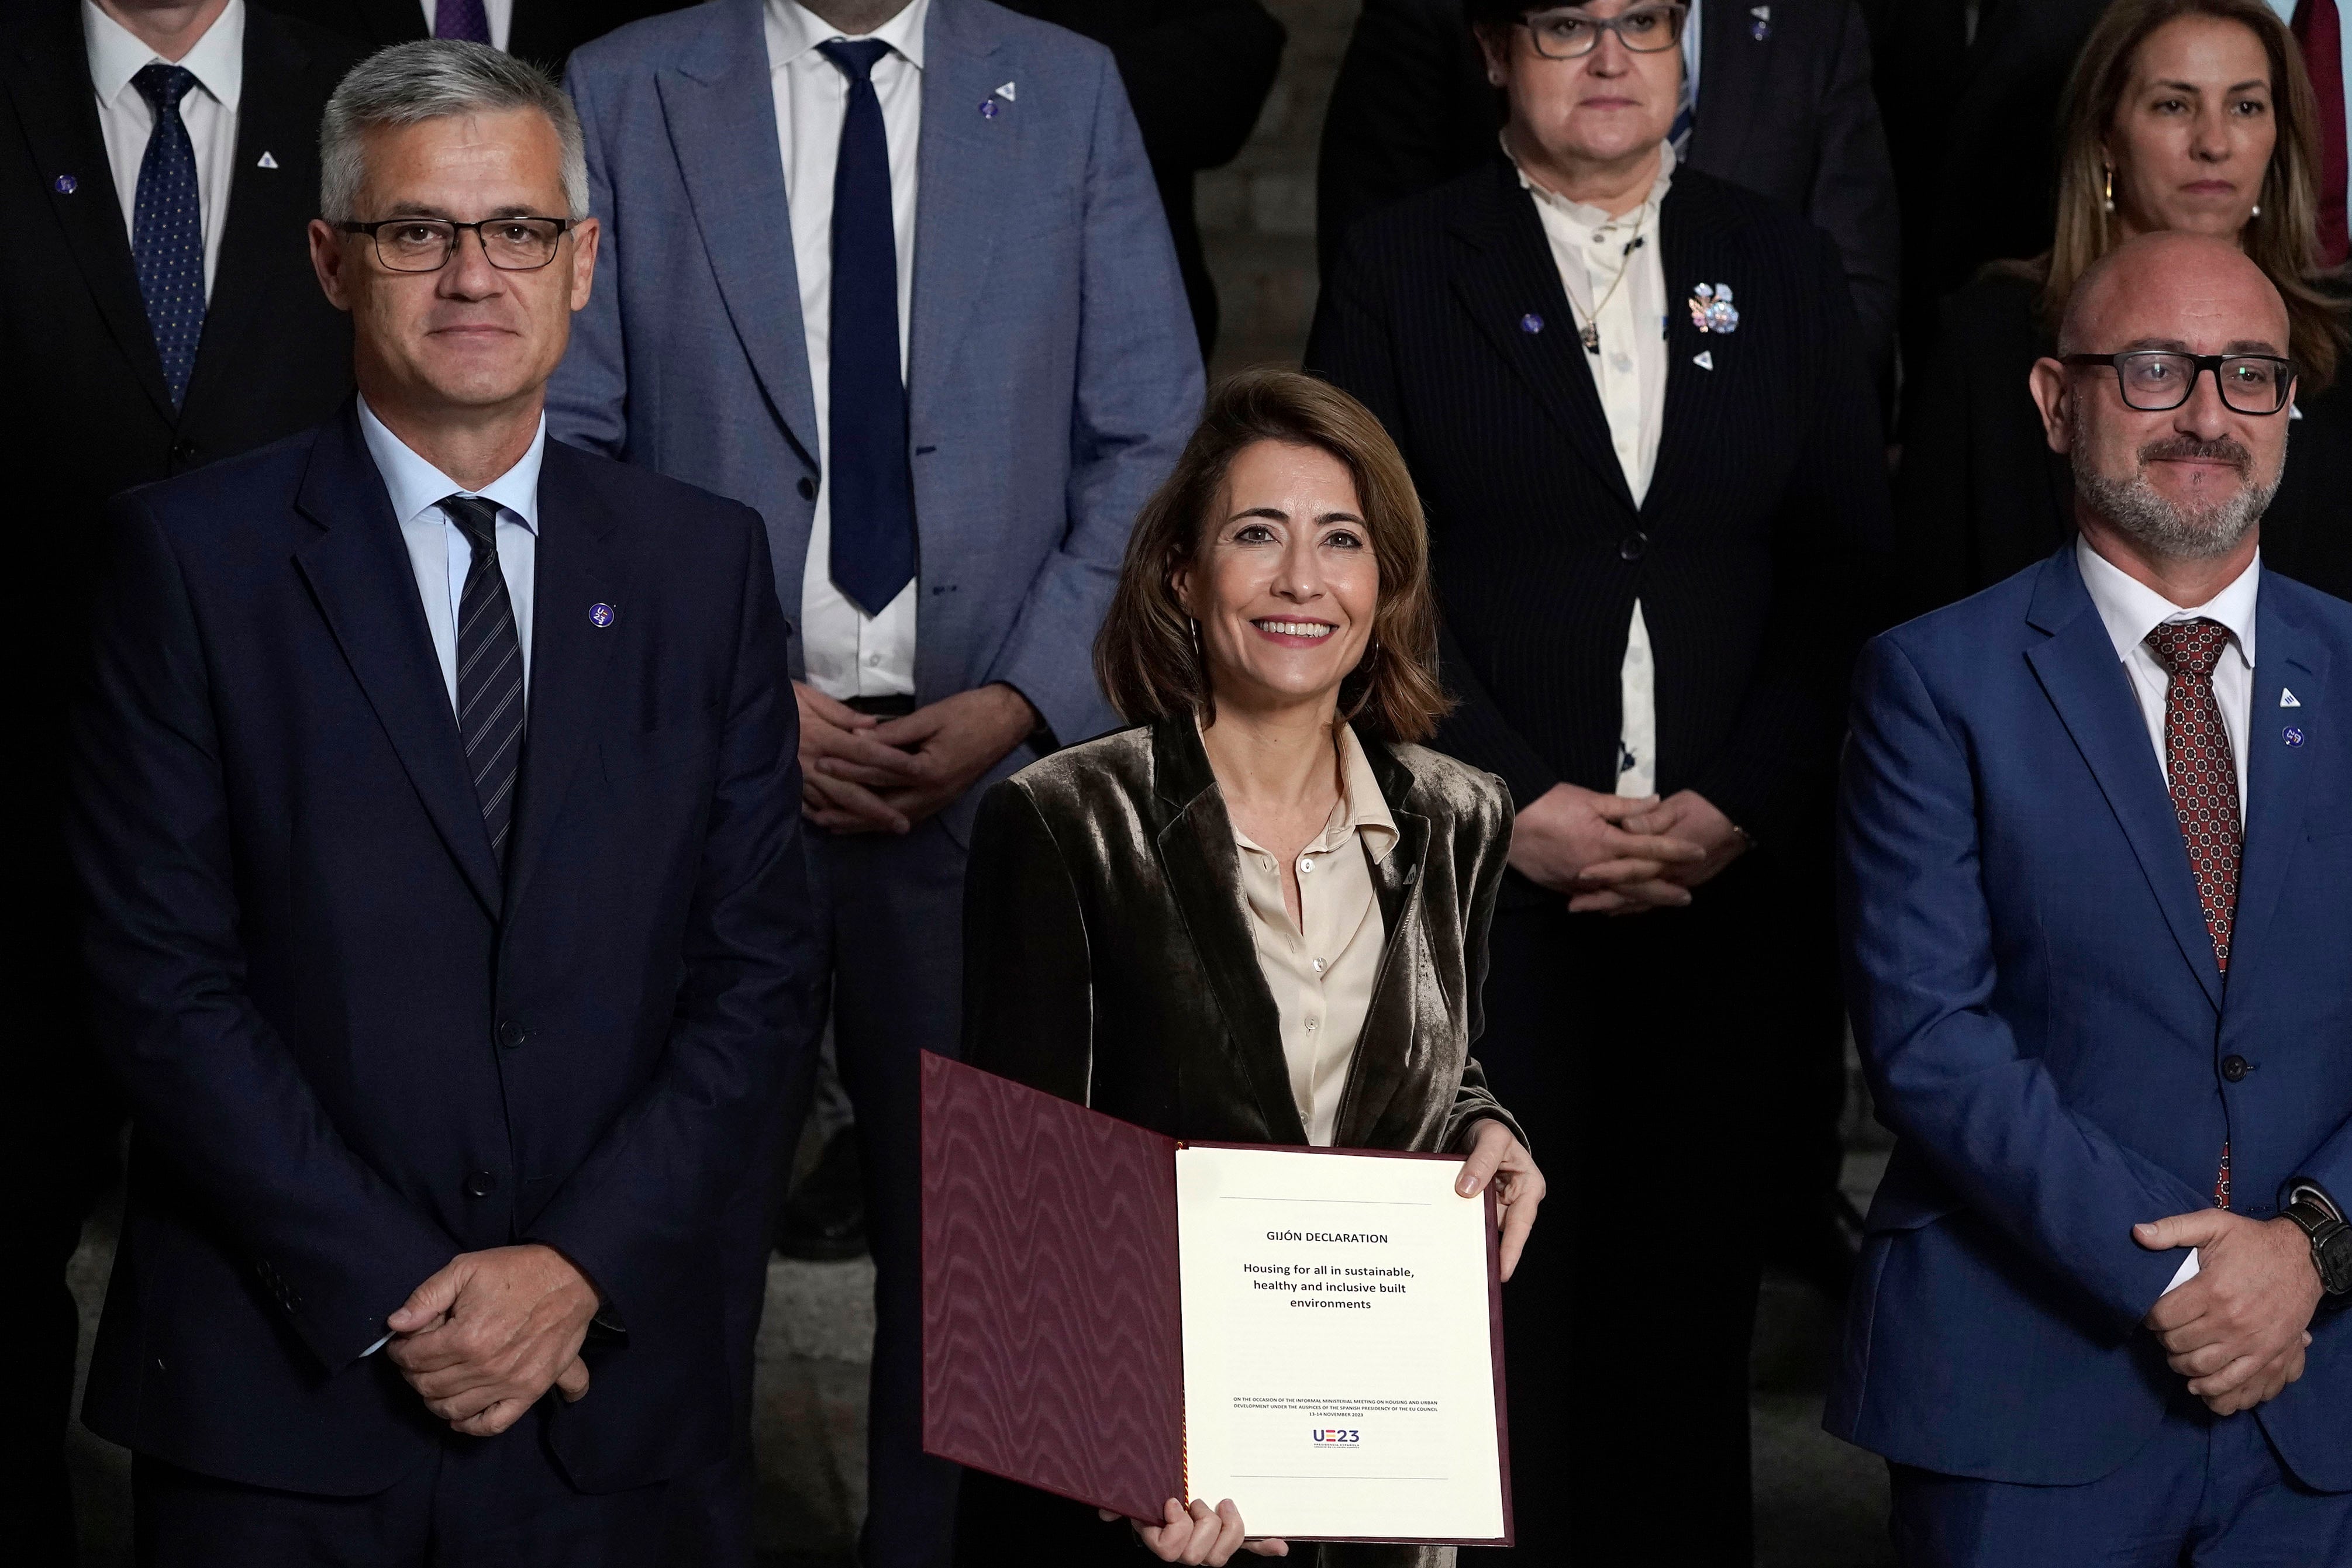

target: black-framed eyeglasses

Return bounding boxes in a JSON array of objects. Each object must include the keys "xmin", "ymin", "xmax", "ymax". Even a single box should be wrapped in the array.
[
  {"xmin": 1516, "ymin": 2, "xmax": 1688, "ymax": 59},
  {"xmin": 336, "ymin": 216, "xmax": 575, "ymax": 272},
  {"xmin": 2060, "ymin": 351, "xmax": 2297, "ymax": 415}
]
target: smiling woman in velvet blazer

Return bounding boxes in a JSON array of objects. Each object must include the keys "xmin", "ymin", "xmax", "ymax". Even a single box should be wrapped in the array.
[{"xmin": 953, "ymin": 369, "xmax": 1544, "ymax": 1568}]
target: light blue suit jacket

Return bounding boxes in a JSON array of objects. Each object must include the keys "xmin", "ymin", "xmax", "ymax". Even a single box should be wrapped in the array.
[
  {"xmin": 1831, "ymin": 545, "xmax": 2352, "ymax": 1493},
  {"xmin": 551, "ymin": 0, "xmax": 1203, "ymax": 838}
]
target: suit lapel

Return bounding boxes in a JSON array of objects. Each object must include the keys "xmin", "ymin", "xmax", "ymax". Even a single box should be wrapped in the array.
[
  {"xmin": 906, "ymin": 0, "xmax": 1006, "ymax": 433},
  {"xmin": 1150, "ymin": 721, "xmax": 1310, "ymax": 1146},
  {"xmin": 1333, "ymin": 805, "xmax": 1432, "ymax": 1150},
  {"xmin": 656, "ymin": 0, "xmax": 820, "ymax": 471},
  {"xmin": 294, "ymin": 406, "xmax": 503, "ymax": 917},
  {"xmin": 1447, "ymin": 164, "xmax": 1636, "ymax": 514},
  {"xmin": 1683, "ymin": 0, "xmax": 1767, "ymax": 179},
  {"xmin": 2223, "ymin": 576, "xmax": 2330, "ymax": 999},
  {"xmin": 3, "ymin": 4, "xmax": 174, "ymax": 422},
  {"xmin": 1646, "ymin": 182, "xmax": 1734, "ymax": 527},
  {"xmin": 2022, "ymin": 551, "xmax": 2223, "ymax": 1013},
  {"xmin": 185, "ymin": 13, "xmax": 336, "ymax": 415},
  {"xmin": 501, "ymin": 443, "xmax": 623, "ymax": 920}
]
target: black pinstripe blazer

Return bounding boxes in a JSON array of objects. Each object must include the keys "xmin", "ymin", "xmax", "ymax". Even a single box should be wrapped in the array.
[{"xmin": 1306, "ymin": 158, "xmax": 1890, "ymax": 851}]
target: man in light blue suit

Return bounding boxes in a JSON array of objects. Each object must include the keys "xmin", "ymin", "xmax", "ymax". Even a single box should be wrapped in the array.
[
  {"xmin": 1834, "ymin": 231, "xmax": 2352, "ymax": 1564},
  {"xmin": 550, "ymin": 2, "xmax": 1202, "ymax": 1562}
]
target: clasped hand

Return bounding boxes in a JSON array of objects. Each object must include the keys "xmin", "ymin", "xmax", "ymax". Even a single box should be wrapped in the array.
[
  {"xmin": 385, "ymin": 1243, "xmax": 601, "ymax": 1436},
  {"xmin": 796, "ymin": 682, "xmax": 1037, "ymax": 835},
  {"xmin": 1507, "ymin": 782, "xmax": 1747, "ymax": 914},
  {"xmin": 2137, "ymin": 1209, "xmax": 2323, "ymax": 1416}
]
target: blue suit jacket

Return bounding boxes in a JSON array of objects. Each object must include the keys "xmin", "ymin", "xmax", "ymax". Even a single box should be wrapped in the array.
[
  {"xmin": 69, "ymin": 405, "xmax": 823, "ymax": 1496},
  {"xmin": 549, "ymin": 0, "xmax": 1204, "ymax": 837},
  {"xmin": 1831, "ymin": 544, "xmax": 2352, "ymax": 1491}
]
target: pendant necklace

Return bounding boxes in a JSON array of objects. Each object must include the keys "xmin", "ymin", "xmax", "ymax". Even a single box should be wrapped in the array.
[{"xmin": 1569, "ymin": 222, "xmax": 1648, "ymax": 357}]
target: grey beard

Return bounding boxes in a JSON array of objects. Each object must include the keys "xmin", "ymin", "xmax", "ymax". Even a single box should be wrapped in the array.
[{"xmin": 2075, "ymin": 460, "xmax": 2279, "ymax": 561}]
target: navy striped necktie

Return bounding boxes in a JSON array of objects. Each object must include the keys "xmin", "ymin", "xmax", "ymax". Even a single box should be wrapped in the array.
[
  {"xmin": 131, "ymin": 64, "xmax": 205, "ymax": 409},
  {"xmin": 818, "ymin": 37, "xmax": 918, "ymax": 616},
  {"xmin": 442, "ymin": 496, "xmax": 527, "ymax": 871}
]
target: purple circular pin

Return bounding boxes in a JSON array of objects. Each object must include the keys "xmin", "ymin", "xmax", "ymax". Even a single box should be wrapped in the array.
[
  {"xmin": 1520, "ymin": 313, "xmax": 1544, "ymax": 334},
  {"xmin": 2286, "ymin": 726, "xmax": 2305, "ymax": 747},
  {"xmin": 54, "ymin": 174, "xmax": 77, "ymax": 195},
  {"xmin": 589, "ymin": 602, "xmax": 616, "ymax": 628},
  {"xmin": 980, "ymin": 99, "xmax": 999, "ymax": 119},
  {"xmin": 1751, "ymin": 19, "xmax": 1771, "ymax": 40}
]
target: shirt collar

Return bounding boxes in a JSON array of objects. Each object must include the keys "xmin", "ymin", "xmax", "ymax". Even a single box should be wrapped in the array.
[
  {"xmin": 2075, "ymin": 533, "xmax": 2260, "ymax": 672},
  {"xmin": 85, "ymin": 0, "xmax": 245, "ymax": 114},
  {"xmin": 1512, "ymin": 135, "xmax": 1676, "ymax": 233},
  {"xmin": 357, "ymin": 395, "xmax": 546, "ymax": 536},
  {"xmin": 767, "ymin": 0, "xmax": 929, "ymax": 72},
  {"xmin": 1203, "ymin": 719, "xmax": 1402, "ymax": 866}
]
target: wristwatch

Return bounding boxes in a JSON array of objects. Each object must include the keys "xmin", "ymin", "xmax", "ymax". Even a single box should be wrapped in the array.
[{"xmin": 2281, "ymin": 1190, "xmax": 2352, "ymax": 1300}]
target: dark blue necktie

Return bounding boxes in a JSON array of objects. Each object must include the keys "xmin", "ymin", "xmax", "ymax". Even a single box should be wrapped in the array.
[
  {"xmin": 442, "ymin": 496, "xmax": 527, "ymax": 871},
  {"xmin": 818, "ymin": 38, "xmax": 917, "ymax": 617},
  {"xmin": 434, "ymin": 0, "xmax": 491, "ymax": 43},
  {"xmin": 131, "ymin": 64, "xmax": 205, "ymax": 409}
]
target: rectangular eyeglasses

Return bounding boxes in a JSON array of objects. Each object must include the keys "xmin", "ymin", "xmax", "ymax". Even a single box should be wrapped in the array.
[
  {"xmin": 2058, "ymin": 351, "xmax": 2297, "ymax": 416},
  {"xmin": 337, "ymin": 216, "xmax": 574, "ymax": 273},
  {"xmin": 1517, "ymin": 3, "xmax": 1689, "ymax": 59}
]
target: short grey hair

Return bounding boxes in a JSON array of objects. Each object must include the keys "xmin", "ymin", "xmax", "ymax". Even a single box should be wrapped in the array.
[{"xmin": 320, "ymin": 41, "xmax": 588, "ymax": 224}]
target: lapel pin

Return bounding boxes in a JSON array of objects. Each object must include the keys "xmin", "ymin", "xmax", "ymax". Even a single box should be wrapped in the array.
[
  {"xmin": 589, "ymin": 603, "xmax": 616, "ymax": 628},
  {"xmin": 1693, "ymin": 350, "xmax": 1715, "ymax": 370},
  {"xmin": 257, "ymin": 151, "xmax": 279, "ymax": 169},
  {"xmin": 1519, "ymin": 312, "xmax": 1544, "ymax": 334},
  {"xmin": 2285, "ymin": 726, "xmax": 2306, "ymax": 746},
  {"xmin": 1750, "ymin": 4, "xmax": 1772, "ymax": 39},
  {"xmin": 995, "ymin": 81, "xmax": 1016, "ymax": 101},
  {"xmin": 1689, "ymin": 282, "xmax": 1740, "ymax": 334},
  {"xmin": 2282, "ymin": 688, "xmax": 2302, "ymax": 707},
  {"xmin": 53, "ymin": 173, "xmax": 76, "ymax": 194},
  {"xmin": 980, "ymin": 99, "xmax": 999, "ymax": 119}
]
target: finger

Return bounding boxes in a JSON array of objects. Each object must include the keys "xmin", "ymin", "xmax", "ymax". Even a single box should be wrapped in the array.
[
  {"xmin": 1208, "ymin": 1500, "xmax": 1248, "ymax": 1567},
  {"xmin": 1244, "ymin": 1540, "xmax": 1291, "ymax": 1559},
  {"xmin": 1182, "ymin": 1499, "xmax": 1219, "ymax": 1566},
  {"xmin": 816, "ymin": 755, "xmax": 930, "ymax": 789},
  {"xmin": 2166, "ymin": 1339, "xmax": 2244, "ymax": 1380},
  {"xmin": 556, "ymin": 1357, "xmax": 591, "ymax": 1403},
  {"xmin": 804, "ymin": 806, "xmax": 885, "ymax": 834},
  {"xmin": 1585, "ymin": 793, "xmax": 1661, "ymax": 821},
  {"xmin": 867, "ymin": 708, "xmax": 949, "ymax": 750},
  {"xmin": 1566, "ymin": 889, "xmax": 1635, "ymax": 914},
  {"xmin": 811, "ymin": 727, "xmax": 928, "ymax": 776},
  {"xmin": 1608, "ymin": 878, "xmax": 1694, "ymax": 909},
  {"xmin": 1456, "ymin": 1127, "xmax": 1505, "ymax": 1197},
  {"xmin": 387, "ymin": 1258, "xmax": 464, "ymax": 1334},
  {"xmin": 1498, "ymin": 1184, "xmax": 1541, "ymax": 1282},
  {"xmin": 794, "ymin": 684, "xmax": 875, "ymax": 731},
  {"xmin": 1568, "ymin": 857, "xmax": 1670, "ymax": 887},
  {"xmin": 2187, "ymin": 1351, "xmax": 2271, "ymax": 1399},
  {"xmin": 805, "ymin": 772, "xmax": 911, "ymax": 834},
  {"xmin": 450, "ymin": 1396, "xmax": 529, "ymax": 1438},
  {"xmin": 1599, "ymin": 827, "xmax": 1709, "ymax": 864},
  {"xmin": 2135, "ymin": 1211, "xmax": 2232, "ymax": 1252}
]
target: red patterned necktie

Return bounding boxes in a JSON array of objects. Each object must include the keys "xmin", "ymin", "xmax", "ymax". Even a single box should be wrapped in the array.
[
  {"xmin": 2144, "ymin": 618, "xmax": 2242, "ymax": 1207},
  {"xmin": 2295, "ymin": 0, "xmax": 2350, "ymax": 266}
]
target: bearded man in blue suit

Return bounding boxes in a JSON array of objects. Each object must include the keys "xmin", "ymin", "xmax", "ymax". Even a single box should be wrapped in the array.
[
  {"xmin": 549, "ymin": 2, "xmax": 1202, "ymax": 1562},
  {"xmin": 1834, "ymin": 231, "xmax": 2352, "ymax": 1564}
]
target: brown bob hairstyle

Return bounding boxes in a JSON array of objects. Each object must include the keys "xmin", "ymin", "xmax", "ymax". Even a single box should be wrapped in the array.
[
  {"xmin": 2042, "ymin": 0, "xmax": 2346, "ymax": 390},
  {"xmin": 1094, "ymin": 368, "xmax": 1453, "ymax": 744}
]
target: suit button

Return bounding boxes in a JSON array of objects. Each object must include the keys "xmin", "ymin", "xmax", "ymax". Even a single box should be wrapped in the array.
[
  {"xmin": 465, "ymin": 1170, "xmax": 500, "ymax": 1199},
  {"xmin": 797, "ymin": 476, "xmax": 818, "ymax": 501},
  {"xmin": 2222, "ymin": 1054, "xmax": 2249, "ymax": 1082},
  {"xmin": 497, "ymin": 1020, "xmax": 527, "ymax": 1051},
  {"xmin": 169, "ymin": 438, "xmax": 198, "ymax": 467},
  {"xmin": 1619, "ymin": 532, "xmax": 1647, "ymax": 561}
]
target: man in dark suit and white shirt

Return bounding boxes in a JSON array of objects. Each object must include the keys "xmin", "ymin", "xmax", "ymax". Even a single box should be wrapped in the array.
[
  {"xmin": 0, "ymin": 1, "xmax": 364, "ymax": 1554},
  {"xmin": 67, "ymin": 39, "xmax": 820, "ymax": 1562}
]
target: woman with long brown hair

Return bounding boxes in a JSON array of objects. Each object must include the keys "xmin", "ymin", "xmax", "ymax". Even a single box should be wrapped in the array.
[
  {"xmin": 952, "ymin": 369, "xmax": 1544, "ymax": 1568},
  {"xmin": 1891, "ymin": 0, "xmax": 2352, "ymax": 621}
]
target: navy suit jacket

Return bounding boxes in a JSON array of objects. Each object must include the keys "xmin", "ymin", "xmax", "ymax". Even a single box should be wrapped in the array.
[
  {"xmin": 69, "ymin": 404, "xmax": 822, "ymax": 1496},
  {"xmin": 1831, "ymin": 544, "xmax": 2352, "ymax": 1490},
  {"xmin": 549, "ymin": 0, "xmax": 1203, "ymax": 837}
]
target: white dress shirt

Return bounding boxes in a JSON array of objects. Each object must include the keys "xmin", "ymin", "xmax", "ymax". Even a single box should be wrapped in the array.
[
  {"xmin": 1225, "ymin": 723, "xmax": 1398, "ymax": 1148},
  {"xmin": 359, "ymin": 396, "xmax": 544, "ymax": 716},
  {"xmin": 1517, "ymin": 140, "xmax": 1675, "ymax": 799},
  {"xmin": 2076, "ymin": 535, "xmax": 2261, "ymax": 1297},
  {"xmin": 85, "ymin": 0, "xmax": 243, "ymax": 297},
  {"xmin": 417, "ymin": 0, "xmax": 514, "ymax": 51},
  {"xmin": 2076, "ymin": 535, "xmax": 2258, "ymax": 825},
  {"xmin": 767, "ymin": 0, "xmax": 927, "ymax": 700},
  {"xmin": 2264, "ymin": 0, "xmax": 2352, "ymax": 228}
]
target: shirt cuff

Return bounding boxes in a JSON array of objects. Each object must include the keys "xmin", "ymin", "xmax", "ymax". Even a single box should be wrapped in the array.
[
  {"xmin": 360, "ymin": 1330, "xmax": 395, "ymax": 1357},
  {"xmin": 2289, "ymin": 1181, "xmax": 2345, "ymax": 1225},
  {"xmin": 2163, "ymin": 1248, "xmax": 2203, "ymax": 1296}
]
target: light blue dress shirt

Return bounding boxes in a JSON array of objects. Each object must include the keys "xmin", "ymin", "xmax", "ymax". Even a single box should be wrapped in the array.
[{"xmin": 357, "ymin": 396, "xmax": 543, "ymax": 717}]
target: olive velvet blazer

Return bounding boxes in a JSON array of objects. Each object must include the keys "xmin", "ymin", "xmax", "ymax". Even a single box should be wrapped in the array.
[{"xmin": 963, "ymin": 714, "xmax": 1524, "ymax": 1156}]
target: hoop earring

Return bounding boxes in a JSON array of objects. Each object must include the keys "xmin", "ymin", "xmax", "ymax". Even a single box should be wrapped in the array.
[{"xmin": 2103, "ymin": 164, "xmax": 2116, "ymax": 215}]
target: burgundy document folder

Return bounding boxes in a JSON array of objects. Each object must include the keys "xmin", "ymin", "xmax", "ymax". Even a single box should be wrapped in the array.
[{"xmin": 919, "ymin": 1051, "xmax": 1515, "ymax": 1543}]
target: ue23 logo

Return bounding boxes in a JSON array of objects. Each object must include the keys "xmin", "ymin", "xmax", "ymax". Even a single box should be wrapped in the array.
[{"xmin": 1311, "ymin": 1429, "xmax": 1362, "ymax": 1445}]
